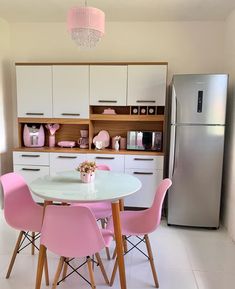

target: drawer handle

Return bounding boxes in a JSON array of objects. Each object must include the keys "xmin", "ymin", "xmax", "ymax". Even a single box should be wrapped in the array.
[
  {"xmin": 22, "ymin": 168, "xmax": 40, "ymax": 171},
  {"xmin": 136, "ymin": 100, "xmax": 156, "ymax": 103},
  {"xmin": 98, "ymin": 100, "xmax": 117, "ymax": 103},
  {"xmin": 61, "ymin": 113, "xmax": 80, "ymax": 116},
  {"xmin": 21, "ymin": 154, "xmax": 40, "ymax": 158},
  {"xmin": 133, "ymin": 172, "xmax": 154, "ymax": 175},
  {"xmin": 58, "ymin": 156, "xmax": 77, "ymax": 159},
  {"xmin": 134, "ymin": 158, "xmax": 154, "ymax": 161},
  {"xmin": 26, "ymin": 112, "xmax": 44, "ymax": 115},
  {"xmin": 95, "ymin": 157, "xmax": 115, "ymax": 160}
]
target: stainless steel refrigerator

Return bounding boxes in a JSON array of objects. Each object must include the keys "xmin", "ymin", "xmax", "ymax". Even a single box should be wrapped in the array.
[{"xmin": 168, "ymin": 74, "xmax": 228, "ymax": 228}]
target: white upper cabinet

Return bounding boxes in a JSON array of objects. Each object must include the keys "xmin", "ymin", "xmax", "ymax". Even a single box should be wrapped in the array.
[
  {"xmin": 53, "ymin": 65, "xmax": 89, "ymax": 118},
  {"xmin": 127, "ymin": 65, "xmax": 167, "ymax": 106},
  {"xmin": 16, "ymin": 65, "xmax": 53, "ymax": 117},
  {"xmin": 90, "ymin": 65, "xmax": 127, "ymax": 106}
]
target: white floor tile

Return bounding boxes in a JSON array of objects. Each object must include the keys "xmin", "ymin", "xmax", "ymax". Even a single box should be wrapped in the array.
[{"xmin": 194, "ymin": 271, "xmax": 235, "ymax": 289}]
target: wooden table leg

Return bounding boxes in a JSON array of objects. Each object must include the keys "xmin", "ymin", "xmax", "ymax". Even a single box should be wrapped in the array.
[
  {"xmin": 111, "ymin": 201, "xmax": 127, "ymax": 289},
  {"xmin": 119, "ymin": 199, "xmax": 127, "ymax": 253},
  {"xmin": 35, "ymin": 200, "xmax": 52, "ymax": 289}
]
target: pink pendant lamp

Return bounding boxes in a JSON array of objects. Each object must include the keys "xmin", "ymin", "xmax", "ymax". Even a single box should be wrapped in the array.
[{"xmin": 67, "ymin": 5, "xmax": 105, "ymax": 48}]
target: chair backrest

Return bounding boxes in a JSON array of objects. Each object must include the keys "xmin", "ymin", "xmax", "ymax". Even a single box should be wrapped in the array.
[
  {"xmin": 0, "ymin": 172, "xmax": 39, "ymax": 229},
  {"xmin": 96, "ymin": 164, "xmax": 111, "ymax": 171},
  {"xmin": 41, "ymin": 205, "xmax": 107, "ymax": 258},
  {"xmin": 147, "ymin": 178, "xmax": 172, "ymax": 231}
]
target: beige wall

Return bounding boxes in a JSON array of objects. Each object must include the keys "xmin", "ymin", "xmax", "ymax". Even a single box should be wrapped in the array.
[
  {"xmin": 222, "ymin": 10, "xmax": 235, "ymax": 240},
  {"xmin": 0, "ymin": 19, "xmax": 13, "ymax": 175}
]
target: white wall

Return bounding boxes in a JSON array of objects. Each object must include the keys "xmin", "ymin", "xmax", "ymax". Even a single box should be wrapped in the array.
[
  {"xmin": 222, "ymin": 10, "xmax": 235, "ymax": 240},
  {"xmin": 0, "ymin": 19, "xmax": 12, "ymax": 175}
]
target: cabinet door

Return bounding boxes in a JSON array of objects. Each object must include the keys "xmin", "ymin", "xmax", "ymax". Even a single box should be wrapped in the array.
[
  {"xmin": 13, "ymin": 165, "xmax": 49, "ymax": 203},
  {"xmin": 16, "ymin": 65, "xmax": 52, "ymax": 117},
  {"xmin": 13, "ymin": 151, "xmax": 49, "ymax": 166},
  {"xmin": 125, "ymin": 155, "xmax": 164, "ymax": 170},
  {"xmin": 50, "ymin": 153, "xmax": 86, "ymax": 175},
  {"xmin": 87, "ymin": 154, "xmax": 125, "ymax": 172},
  {"xmin": 124, "ymin": 169, "xmax": 163, "ymax": 208},
  {"xmin": 127, "ymin": 65, "xmax": 167, "ymax": 106},
  {"xmin": 53, "ymin": 66, "xmax": 89, "ymax": 118},
  {"xmin": 90, "ymin": 65, "xmax": 127, "ymax": 106}
]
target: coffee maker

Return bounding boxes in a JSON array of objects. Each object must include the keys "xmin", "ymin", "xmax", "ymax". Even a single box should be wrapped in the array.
[{"xmin": 78, "ymin": 130, "xmax": 89, "ymax": 149}]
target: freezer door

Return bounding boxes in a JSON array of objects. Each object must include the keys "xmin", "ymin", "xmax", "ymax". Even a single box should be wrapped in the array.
[
  {"xmin": 168, "ymin": 125, "xmax": 225, "ymax": 227},
  {"xmin": 172, "ymin": 74, "xmax": 228, "ymax": 125}
]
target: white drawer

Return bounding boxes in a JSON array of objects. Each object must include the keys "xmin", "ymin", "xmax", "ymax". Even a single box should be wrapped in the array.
[
  {"xmin": 50, "ymin": 153, "xmax": 86, "ymax": 175},
  {"xmin": 13, "ymin": 165, "xmax": 50, "ymax": 203},
  {"xmin": 124, "ymin": 168, "xmax": 163, "ymax": 208},
  {"xmin": 87, "ymin": 154, "xmax": 125, "ymax": 173},
  {"xmin": 13, "ymin": 151, "xmax": 49, "ymax": 166},
  {"xmin": 125, "ymin": 155, "xmax": 163, "ymax": 170}
]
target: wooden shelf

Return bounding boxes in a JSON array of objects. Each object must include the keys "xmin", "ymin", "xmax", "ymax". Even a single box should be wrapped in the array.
[
  {"xmin": 18, "ymin": 118, "xmax": 90, "ymax": 125},
  {"xmin": 90, "ymin": 114, "xmax": 164, "ymax": 122},
  {"xmin": 13, "ymin": 147, "xmax": 164, "ymax": 156}
]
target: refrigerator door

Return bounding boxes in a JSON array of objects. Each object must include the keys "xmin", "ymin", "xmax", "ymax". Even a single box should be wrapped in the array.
[
  {"xmin": 172, "ymin": 74, "xmax": 228, "ymax": 125},
  {"xmin": 168, "ymin": 125, "xmax": 225, "ymax": 227}
]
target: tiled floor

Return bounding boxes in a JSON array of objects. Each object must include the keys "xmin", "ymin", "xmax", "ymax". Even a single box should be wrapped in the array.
[{"xmin": 1, "ymin": 211, "xmax": 235, "ymax": 289}]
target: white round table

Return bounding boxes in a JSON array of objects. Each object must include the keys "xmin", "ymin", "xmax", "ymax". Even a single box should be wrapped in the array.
[{"xmin": 30, "ymin": 170, "xmax": 141, "ymax": 289}]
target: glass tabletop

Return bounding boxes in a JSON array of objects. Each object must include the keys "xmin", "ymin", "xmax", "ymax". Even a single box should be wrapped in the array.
[{"xmin": 30, "ymin": 170, "xmax": 142, "ymax": 203}]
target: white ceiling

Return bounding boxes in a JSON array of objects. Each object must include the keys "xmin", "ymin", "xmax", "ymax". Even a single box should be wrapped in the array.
[{"xmin": 0, "ymin": 0, "xmax": 235, "ymax": 22}]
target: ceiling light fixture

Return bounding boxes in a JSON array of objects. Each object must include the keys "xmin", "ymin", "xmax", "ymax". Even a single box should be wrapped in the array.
[{"xmin": 67, "ymin": 1, "xmax": 105, "ymax": 48}]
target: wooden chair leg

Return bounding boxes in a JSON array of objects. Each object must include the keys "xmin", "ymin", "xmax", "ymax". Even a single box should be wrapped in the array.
[
  {"xmin": 44, "ymin": 252, "xmax": 50, "ymax": 286},
  {"xmin": 87, "ymin": 257, "xmax": 96, "ymax": 289},
  {"xmin": 112, "ymin": 247, "xmax": 117, "ymax": 259},
  {"xmin": 62, "ymin": 258, "xmax": 68, "ymax": 281},
  {"xmin": 101, "ymin": 219, "xmax": 111, "ymax": 260},
  {"xmin": 52, "ymin": 257, "xmax": 65, "ymax": 289},
  {"xmin": 31, "ymin": 232, "xmax": 35, "ymax": 255},
  {"xmin": 144, "ymin": 234, "xmax": 159, "ymax": 288},
  {"xmin": 35, "ymin": 244, "xmax": 47, "ymax": 289},
  {"xmin": 110, "ymin": 258, "xmax": 118, "ymax": 286},
  {"xmin": 6, "ymin": 231, "xmax": 24, "ymax": 279},
  {"xmin": 95, "ymin": 253, "xmax": 109, "ymax": 285}
]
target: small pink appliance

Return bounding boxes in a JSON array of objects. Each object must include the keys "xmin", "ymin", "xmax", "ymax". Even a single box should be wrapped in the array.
[{"xmin": 23, "ymin": 124, "xmax": 45, "ymax": 147}]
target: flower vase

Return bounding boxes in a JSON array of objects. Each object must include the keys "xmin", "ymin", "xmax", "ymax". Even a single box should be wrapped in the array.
[
  {"xmin": 80, "ymin": 172, "xmax": 95, "ymax": 183},
  {"xmin": 49, "ymin": 135, "xmax": 55, "ymax": 147}
]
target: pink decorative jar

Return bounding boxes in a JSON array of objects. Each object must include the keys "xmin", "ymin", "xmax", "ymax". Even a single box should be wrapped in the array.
[{"xmin": 80, "ymin": 172, "xmax": 95, "ymax": 183}]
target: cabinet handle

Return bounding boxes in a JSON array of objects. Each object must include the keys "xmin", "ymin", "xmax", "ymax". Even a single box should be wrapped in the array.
[
  {"xmin": 136, "ymin": 100, "xmax": 156, "ymax": 103},
  {"xmin": 26, "ymin": 112, "xmax": 44, "ymax": 115},
  {"xmin": 134, "ymin": 158, "xmax": 154, "ymax": 161},
  {"xmin": 21, "ymin": 154, "xmax": 40, "ymax": 158},
  {"xmin": 95, "ymin": 157, "xmax": 115, "ymax": 160},
  {"xmin": 58, "ymin": 156, "xmax": 77, "ymax": 159},
  {"xmin": 133, "ymin": 172, "xmax": 153, "ymax": 175},
  {"xmin": 22, "ymin": 168, "xmax": 40, "ymax": 171},
  {"xmin": 98, "ymin": 100, "xmax": 117, "ymax": 103},
  {"xmin": 61, "ymin": 113, "xmax": 80, "ymax": 116}
]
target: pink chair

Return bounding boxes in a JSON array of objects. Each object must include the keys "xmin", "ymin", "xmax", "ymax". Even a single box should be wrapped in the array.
[
  {"xmin": 107, "ymin": 178, "xmax": 172, "ymax": 288},
  {"xmin": 0, "ymin": 172, "xmax": 49, "ymax": 284},
  {"xmin": 40, "ymin": 205, "xmax": 113, "ymax": 289}
]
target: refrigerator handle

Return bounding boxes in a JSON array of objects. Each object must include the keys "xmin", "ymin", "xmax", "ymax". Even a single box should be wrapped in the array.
[
  {"xmin": 169, "ymin": 125, "xmax": 177, "ymax": 179},
  {"xmin": 171, "ymin": 85, "xmax": 177, "ymax": 124}
]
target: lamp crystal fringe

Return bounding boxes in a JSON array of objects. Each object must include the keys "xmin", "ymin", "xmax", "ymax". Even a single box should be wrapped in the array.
[{"xmin": 67, "ymin": 6, "xmax": 105, "ymax": 48}]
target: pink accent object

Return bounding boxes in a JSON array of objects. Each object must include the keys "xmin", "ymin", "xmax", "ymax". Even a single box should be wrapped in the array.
[
  {"xmin": 67, "ymin": 7, "xmax": 105, "ymax": 35},
  {"xmin": 49, "ymin": 135, "xmax": 56, "ymax": 147},
  {"xmin": 40, "ymin": 205, "xmax": 113, "ymax": 258},
  {"xmin": 0, "ymin": 172, "xmax": 43, "ymax": 232},
  {"xmin": 57, "ymin": 141, "xmax": 76, "ymax": 148},
  {"xmin": 93, "ymin": 130, "xmax": 110, "ymax": 148},
  {"xmin": 45, "ymin": 124, "xmax": 60, "ymax": 136},
  {"xmin": 80, "ymin": 172, "xmax": 95, "ymax": 183},
  {"xmin": 23, "ymin": 124, "xmax": 45, "ymax": 147},
  {"xmin": 72, "ymin": 164, "xmax": 112, "ymax": 219},
  {"xmin": 102, "ymin": 108, "xmax": 116, "ymax": 115}
]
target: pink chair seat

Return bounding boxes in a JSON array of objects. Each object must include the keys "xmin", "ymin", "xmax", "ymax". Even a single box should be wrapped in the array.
[
  {"xmin": 75, "ymin": 202, "xmax": 112, "ymax": 220},
  {"xmin": 100, "ymin": 228, "xmax": 113, "ymax": 247}
]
